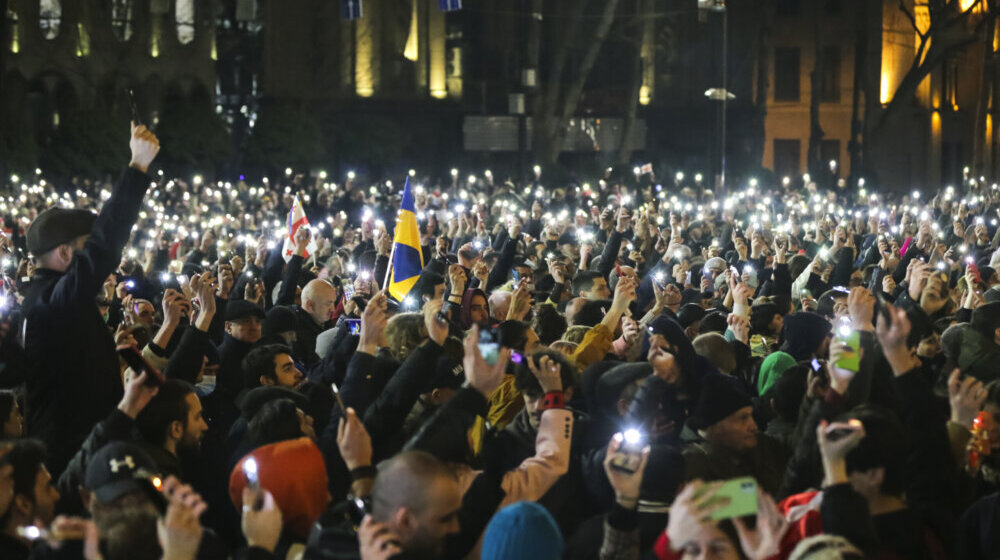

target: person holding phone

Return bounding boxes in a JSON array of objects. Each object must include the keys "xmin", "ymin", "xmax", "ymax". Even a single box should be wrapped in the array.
[{"xmin": 20, "ymin": 122, "xmax": 159, "ymax": 478}]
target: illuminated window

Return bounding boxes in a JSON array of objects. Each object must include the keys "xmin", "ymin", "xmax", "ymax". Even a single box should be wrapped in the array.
[
  {"xmin": 176, "ymin": 0, "xmax": 195, "ymax": 44},
  {"xmin": 110, "ymin": 0, "xmax": 134, "ymax": 41},
  {"xmin": 39, "ymin": 0, "xmax": 61, "ymax": 40}
]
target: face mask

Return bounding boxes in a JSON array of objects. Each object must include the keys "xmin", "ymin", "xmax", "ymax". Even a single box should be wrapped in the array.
[{"xmin": 195, "ymin": 374, "xmax": 216, "ymax": 396}]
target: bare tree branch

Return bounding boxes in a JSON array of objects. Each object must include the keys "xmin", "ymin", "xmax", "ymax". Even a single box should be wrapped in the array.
[{"xmin": 899, "ymin": 0, "xmax": 926, "ymax": 39}]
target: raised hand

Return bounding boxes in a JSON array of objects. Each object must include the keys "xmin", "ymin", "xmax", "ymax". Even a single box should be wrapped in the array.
[
  {"xmin": 118, "ymin": 368, "xmax": 160, "ymax": 419},
  {"xmin": 948, "ymin": 369, "xmax": 987, "ymax": 428},
  {"xmin": 506, "ymin": 281, "xmax": 533, "ymax": 321},
  {"xmin": 358, "ymin": 291, "xmax": 388, "ymax": 354},
  {"xmin": 129, "ymin": 122, "xmax": 160, "ymax": 173},
  {"xmin": 602, "ymin": 433, "xmax": 650, "ymax": 509},
  {"xmin": 358, "ymin": 516, "xmax": 402, "ymax": 560},
  {"xmin": 462, "ymin": 325, "xmax": 510, "ymax": 396},
  {"xmin": 527, "ymin": 354, "xmax": 563, "ymax": 393},
  {"xmin": 727, "ymin": 313, "xmax": 750, "ymax": 345},
  {"xmin": 241, "ymin": 488, "xmax": 282, "ymax": 553},
  {"xmin": 817, "ymin": 419, "xmax": 866, "ymax": 487},
  {"xmin": 733, "ymin": 490, "xmax": 789, "ymax": 560},
  {"xmin": 337, "ymin": 407, "xmax": 373, "ymax": 471},
  {"xmin": 423, "ymin": 298, "xmax": 449, "ymax": 346}
]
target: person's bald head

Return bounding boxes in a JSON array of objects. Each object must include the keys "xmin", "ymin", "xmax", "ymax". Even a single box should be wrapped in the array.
[
  {"xmin": 371, "ymin": 451, "xmax": 462, "ymax": 556},
  {"xmin": 301, "ymin": 279, "xmax": 337, "ymax": 326},
  {"xmin": 489, "ymin": 291, "xmax": 513, "ymax": 322}
]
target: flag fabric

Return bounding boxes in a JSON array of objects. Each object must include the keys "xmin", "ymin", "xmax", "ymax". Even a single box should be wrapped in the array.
[
  {"xmin": 640, "ymin": 163, "xmax": 653, "ymax": 175},
  {"xmin": 387, "ymin": 178, "xmax": 424, "ymax": 301},
  {"xmin": 341, "ymin": 0, "xmax": 363, "ymax": 20},
  {"xmin": 282, "ymin": 195, "xmax": 318, "ymax": 262},
  {"xmin": 439, "ymin": 0, "xmax": 462, "ymax": 11}
]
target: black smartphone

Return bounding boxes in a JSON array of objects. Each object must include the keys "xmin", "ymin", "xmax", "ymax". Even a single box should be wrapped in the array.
[
  {"xmin": 116, "ymin": 344, "xmax": 164, "ymax": 387},
  {"xmin": 345, "ymin": 318, "xmax": 362, "ymax": 336},
  {"xmin": 127, "ymin": 88, "xmax": 141, "ymax": 126}
]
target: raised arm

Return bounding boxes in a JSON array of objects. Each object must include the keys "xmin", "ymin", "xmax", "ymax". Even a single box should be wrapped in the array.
[{"xmin": 45, "ymin": 124, "xmax": 159, "ymax": 309}]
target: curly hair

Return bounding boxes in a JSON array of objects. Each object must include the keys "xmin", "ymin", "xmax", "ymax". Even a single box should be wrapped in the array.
[{"xmin": 385, "ymin": 312, "xmax": 429, "ymax": 360}]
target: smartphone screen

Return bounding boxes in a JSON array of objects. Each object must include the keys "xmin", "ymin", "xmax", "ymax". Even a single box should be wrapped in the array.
[
  {"xmin": 833, "ymin": 328, "xmax": 861, "ymax": 372},
  {"xmin": 345, "ymin": 318, "xmax": 361, "ymax": 336},
  {"xmin": 478, "ymin": 327, "xmax": 500, "ymax": 366}
]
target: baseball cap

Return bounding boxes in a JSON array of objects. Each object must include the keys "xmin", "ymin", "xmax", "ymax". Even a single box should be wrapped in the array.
[{"xmin": 84, "ymin": 442, "xmax": 163, "ymax": 505}]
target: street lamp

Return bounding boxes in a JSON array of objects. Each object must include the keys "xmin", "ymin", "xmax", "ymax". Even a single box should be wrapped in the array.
[{"xmin": 700, "ymin": 0, "xmax": 729, "ymax": 194}]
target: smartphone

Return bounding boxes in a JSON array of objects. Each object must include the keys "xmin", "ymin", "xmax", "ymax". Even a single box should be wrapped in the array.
[
  {"xmin": 117, "ymin": 344, "xmax": 164, "ymax": 387},
  {"xmin": 512, "ymin": 269, "xmax": 521, "ymax": 283},
  {"xmin": 704, "ymin": 477, "xmax": 759, "ymax": 521},
  {"xmin": 330, "ymin": 382, "xmax": 347, "ymax": 417},
  {"xmin": 685, "ymin": 270, "xmax": 692, "ymax": 285},
  {"xmin": 833, "ymin": 323, "xmax": 861, "ymax": 373},
  {"xmin": 730, "ymin": 267, "xmax": 742, "ymax": 282},
  {"xmin": 347, "ymin": 496, "xmax": 369, "ymax": 525},
  {"xmin": 608, "ymin": 429, "xmax": 645, "ymax": 474},
  {"xmin": 128, "ymin": 88, "xmax": 141, "ymax": 126},
  {"xmin": 345, "ymin": 318, "xmax": 361, "ymax": 336},
  {"xmin": 968, "ymin": 260, "xmax": 982, "ymax": 284},
  {"xmin": 478, "ymin": 327, "xmax": 500, "ymax": 366}
]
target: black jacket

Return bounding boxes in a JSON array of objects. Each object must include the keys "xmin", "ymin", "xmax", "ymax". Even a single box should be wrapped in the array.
[{"xmin": 22, "ymin": 166, "xmax": 150, "ymax": 476}]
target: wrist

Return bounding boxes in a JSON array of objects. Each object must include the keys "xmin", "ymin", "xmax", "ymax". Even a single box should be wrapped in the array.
[
  {"xmin": 614, "ymin": 495, "xmax": 639, "ymax": 510},
  {"xmin": 129, "ymin": 161, "xmax": 148, "ymax": 173},
  {"xmin": 822, "ymin": 458, "xmax": 849, "ymax": 486},
  {"xmin": 246, "ymin": 541, "xmax": 277, "ymax": 554},
  {"xmin": 539, "ymin": 390, "xmax": 565, "ymax": 410}
]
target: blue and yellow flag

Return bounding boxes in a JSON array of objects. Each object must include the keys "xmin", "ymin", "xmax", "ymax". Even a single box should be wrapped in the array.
[{"xmin": 388, "ymin": 178, "xmax": 424, "ymax": 301}]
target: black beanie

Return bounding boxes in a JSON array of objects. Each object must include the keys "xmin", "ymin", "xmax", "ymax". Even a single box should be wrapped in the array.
[{"xmin": 689, "ymin": 373, "xmax": 753, "ymax": 430}]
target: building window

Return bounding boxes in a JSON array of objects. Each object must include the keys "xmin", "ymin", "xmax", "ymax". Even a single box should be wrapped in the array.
[
  {"xmin": 176, "ymin": 0, "xmax": 195, "ymax": 44},
  {"xmin": 774, "ymin": 139, "xmax": 801, "ymax": 179},
  {"xmin": 111, "ymin": 0, "xmax": 134, "ymax": 41},
  {"xmin": 774, "ymin": 47, "xmax": 800, "ymax": 102},
  {"xmin": 39, "ymin": 0, "xmax": 61, "ymax": 40},
  {"xmin": 820, "ymin": 46, "xmax": 841, "ymax": 103}
]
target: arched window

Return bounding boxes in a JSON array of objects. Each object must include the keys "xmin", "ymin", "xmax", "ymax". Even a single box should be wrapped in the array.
[
  {"xmin": 39, "ymin": 0, "xmax": 61, "ymax": 40},
  {"xmin": 175, "ymin": 0, "xmax": 195, "ymax": 44},
  {"xmin": 110, "ymin": 0, "xmax": 134, "ymax": 41}
]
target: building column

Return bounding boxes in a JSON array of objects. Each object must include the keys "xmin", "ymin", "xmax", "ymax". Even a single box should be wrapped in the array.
[
  {"xmin": 355, "ymin": 0, "xmax": 378, "ymax": 97},
  {"xmin": 429, "ymin": 3, "xmax": 446, "ymax": 99}
]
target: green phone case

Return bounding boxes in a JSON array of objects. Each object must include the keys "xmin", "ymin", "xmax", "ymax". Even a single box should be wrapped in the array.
[
  {"xmin": 707, "ymin": 477, "xmax": 758, "ymax": 521},
  {"xmin": 834, "ymin": 330, "xmax": 861, "ymax": 372}
]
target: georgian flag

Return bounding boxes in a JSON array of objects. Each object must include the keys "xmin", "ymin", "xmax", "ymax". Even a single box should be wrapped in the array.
[{"xmin": 282, "ymin": 195, "xmax": 318, "ymax": 262}]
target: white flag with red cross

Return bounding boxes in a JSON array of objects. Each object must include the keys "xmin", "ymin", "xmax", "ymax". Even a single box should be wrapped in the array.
[{"xmin": 282, "ymin": 195, "xmax": 318, "ymax": 262}]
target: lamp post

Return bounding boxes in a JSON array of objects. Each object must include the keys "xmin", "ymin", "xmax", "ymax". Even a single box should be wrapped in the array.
[{"xmin": 700, "ymin": 0, "xmax": 729, "ymax": 194}]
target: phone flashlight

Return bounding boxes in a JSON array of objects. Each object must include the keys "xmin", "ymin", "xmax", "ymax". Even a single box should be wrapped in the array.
[{"xmin": 243, "ymin": 457, "xmax": 259, "ymax": 489}]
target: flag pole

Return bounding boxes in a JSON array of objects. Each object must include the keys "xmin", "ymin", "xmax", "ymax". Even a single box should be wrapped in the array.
[{"xmin": 381, "ymin": 242, "xmax": 396, "ymax": 294}]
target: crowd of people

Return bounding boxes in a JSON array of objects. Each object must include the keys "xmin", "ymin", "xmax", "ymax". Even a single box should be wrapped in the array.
[{"xmin": 1, "ymin": 122, "xmax": 1000, "ymax": 560}]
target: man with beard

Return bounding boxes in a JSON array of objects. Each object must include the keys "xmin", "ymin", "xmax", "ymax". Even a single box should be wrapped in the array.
[{"xmin": 134, "ymin": 378, "xmax": 209, "ymax": 478}]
